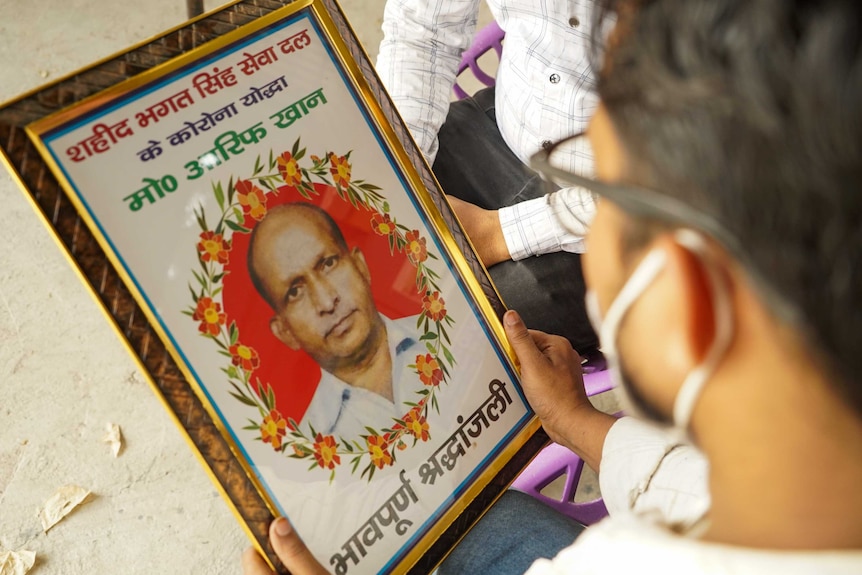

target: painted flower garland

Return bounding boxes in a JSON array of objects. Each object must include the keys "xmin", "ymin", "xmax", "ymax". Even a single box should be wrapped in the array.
[{"xmin": 184, "ymin": 139, "xmax": 456, "ymax": 481}]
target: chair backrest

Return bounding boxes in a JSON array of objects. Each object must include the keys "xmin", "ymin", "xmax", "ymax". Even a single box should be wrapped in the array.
[
  {"xmin": 453, "ymin": 21, "xmax": 505, "ymax": 100},
  {"xmin": 510, "ymin": 367, "xmax": 615, "ymax": 526}
]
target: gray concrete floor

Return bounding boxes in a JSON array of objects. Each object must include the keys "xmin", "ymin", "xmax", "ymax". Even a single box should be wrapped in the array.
[{"xmin": 0, "ymin": 1, "xmax": 501, "ymax": 573}]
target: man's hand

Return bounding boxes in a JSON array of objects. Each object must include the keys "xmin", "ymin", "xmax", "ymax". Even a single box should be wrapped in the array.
[
  {"xmin": 242, "ymin": 518, "xmax": 330, "ymax": 575},
  {"xmin": 447, "ymin": 196, "xmax": 511, "ymax": 267},
  {"xmin": 503, "ymin": 310, "xmax": 616, "ymax": 472}
]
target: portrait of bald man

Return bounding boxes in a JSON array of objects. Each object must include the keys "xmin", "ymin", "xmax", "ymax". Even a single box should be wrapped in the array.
[{"xmin": 247, "ymin": 202, "xmax": 424, "ymax": 438}]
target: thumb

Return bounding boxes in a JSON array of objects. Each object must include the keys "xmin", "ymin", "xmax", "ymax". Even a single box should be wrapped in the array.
[
  {"xmin": 269, "ymin": 518, "xmax": 329, "ymax": 575},
  {"xmin": 503, "ymin": 310, "xmax": 543, "ymax": 367}
]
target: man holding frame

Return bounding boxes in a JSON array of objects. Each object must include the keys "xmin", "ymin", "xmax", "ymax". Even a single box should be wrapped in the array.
[{"xmin": 244, "ymin": 0, "xmax": 862, "ymax": 573}]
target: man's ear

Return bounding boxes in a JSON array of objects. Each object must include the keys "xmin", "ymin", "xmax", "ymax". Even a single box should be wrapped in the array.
[
  {"xmin": 656, "ymin": 234, "xmax": 726, "ymax": 371},
  {"xmin": 350, "ymin": 247, "xmax": 371, "ymax": 284},
  {"xmin": 270, "ymin": 315, "xmax": 300, "ymax": 350}
]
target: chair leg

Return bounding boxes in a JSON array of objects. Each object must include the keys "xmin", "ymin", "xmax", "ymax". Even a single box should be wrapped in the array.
[{"xmin": 187, "ymin": 0, "xmax": 205, "ymax": 19}]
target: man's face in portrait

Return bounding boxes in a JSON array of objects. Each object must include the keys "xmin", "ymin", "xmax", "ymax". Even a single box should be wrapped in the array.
[{"xmin": 251, "ymin": 206, "xmax": 382, "ymax": 373}]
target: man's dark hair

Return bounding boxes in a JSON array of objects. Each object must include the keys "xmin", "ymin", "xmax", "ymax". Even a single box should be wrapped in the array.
[
  {"xmin": 591, "ymin": 0, "xmax": 862, "ymax": 412},
  {"xmin": 247, "ymin": 202, "xmax": 349, "ymax": 309}
]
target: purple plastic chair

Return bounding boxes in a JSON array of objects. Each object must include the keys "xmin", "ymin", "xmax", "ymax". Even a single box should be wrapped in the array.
[
  {"xmin": 510, "ymin": 367, "xmax": 614, "ymax": 525},
  {"xmin": 453, "ymin": 21, "xmax": 505, "ymax": 100}
]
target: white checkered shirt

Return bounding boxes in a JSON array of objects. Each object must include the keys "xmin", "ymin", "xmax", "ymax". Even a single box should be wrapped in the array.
[{"xmin": 377, "ymin": 0, "xmax": 598, "ymax": 258}]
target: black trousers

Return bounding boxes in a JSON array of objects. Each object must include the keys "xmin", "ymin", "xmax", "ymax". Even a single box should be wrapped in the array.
[{"xmin": 433, "ymin": 87, "xmax": 597, "ymax": 353}]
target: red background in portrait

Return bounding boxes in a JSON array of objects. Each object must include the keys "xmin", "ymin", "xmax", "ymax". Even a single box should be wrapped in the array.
[{"xmin": 222, "ymin": 183, "xmax": 424, "ymax": 423}]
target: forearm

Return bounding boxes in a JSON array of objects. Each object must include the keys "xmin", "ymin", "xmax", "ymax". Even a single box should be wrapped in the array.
[
  {"xmin": 499, "ymin": 186, "xmax": 595, "ymax": 259},
  {"xmin": 544, "ymin": 403, "xmax": 617, "ymax": 474}
]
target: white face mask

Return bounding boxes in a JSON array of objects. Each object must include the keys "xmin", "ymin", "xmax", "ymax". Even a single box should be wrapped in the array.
[{"xmin": 586, "ymin": 230, "xmax": 734, "ymax": 436}]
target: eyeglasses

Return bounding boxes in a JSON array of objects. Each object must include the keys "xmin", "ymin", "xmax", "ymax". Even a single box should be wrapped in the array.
[{"xmin": 529, "ymin": 132, "xmax": 801, "ymax": 324}]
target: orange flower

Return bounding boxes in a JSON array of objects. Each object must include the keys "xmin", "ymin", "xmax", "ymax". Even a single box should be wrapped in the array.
[
  {"xmin": 422, "ymin": 291, "xmax": 447, "ymax": 322},
  {"xmin": 192, "ymin": 297, "xmax": 226, "ymax": 337},
  {"xmin": 405, "ymin": 230, "xmax": 427, "ymax": 265},
  {"xmin": 366, "ymin": 435, "xmax": 393, "ymax": 469},
  {"xmin": 403, "ymin": 408, "xmax": 430, "ymax": 442},
  {"xmin": 396, "ymin": 440, "xmax": 407, "ymax": 451},
  {"xmin": 415, "ymin": 353, "xmax": 444, "ymax": 387},
  {"xmin": 235, "ymin": 179, "xmax": 268, "ymax": 221},
  {"xmin": 312, "ymin": 433, "xmax": 341, "ymax": 470},
  {"xmin": 228, "ymin": 343, "xmax": 260, "ymax": 371},
  {"xmin": 197, "ymin": 230, "xmax": 231, "ymax": 265},
  {"xmin": 277, "ymin": 152, "xmax": 303, "ymax": 187},
  {"xmin": 292, "ymin": 444, "xmax": 304, "ymax": 457},
  {"xmin": 329, "ymin": 153, "xmax": 351, "ymax": 188},
  {"xmin": 260, "ymin": 409, "xmax": 288, "ymax": 451},
  {"xmin": 370, "ymin": 212, "xmax": 395, "ymax": 236}
]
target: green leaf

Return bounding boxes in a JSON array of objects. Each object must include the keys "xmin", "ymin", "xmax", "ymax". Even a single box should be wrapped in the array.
[
  {"xmin": 211, "ymin": 286, "xmax": 223, "ymax": 298},
  {"xmin": 420, "ymin": 332, "xmax": 438, "ymax": 341},
  {"xmin": 188, "ymin": 284, "xmax": 199, "ymax": 303},
  {"xmin": 191, "ymin": 269, "xmax": 206, "ymax": 288},
  {"xmin": 213, "ymin": 181, "xmax": 225, "ymax": 211},
  {"xmin": 425, "ymin": 342, "xmax": 435, "ymax": 354},
  {"xmin": 347, "ymin": 189, "xmax": 359, "ymax": 209},
  {"xmin": 269, "ymin": 149, "xmax": 276, "ymax": 171},
  {"xmin": 229, "ymin": 391, "xmax": 258, "ymax": 407},
  {"xmin": 295, "ymin": 147, "xmax": 306, "ymax": 161},
  {"xmin": 439, "ymin": 323, "xmax": 451, "ymax": 344},
  {"xmin": 227, "ymin": 365, "xmax": 238, "ymax": 379},
  {"xmin": 361, "ymin": 463, "xmax": 375, "ymax": 481},
  {"xmin": 265, "ymin": 385, "xmax": 276, "ymax": 411},
  {"xmin": 443, "ymin": 346, "xmax": 456, "ymax": 367},
  {"xmin": 252, "ymin": 155, "xmax": 263, "ymax": 176},
  {"xmin": 194, "ymin": 206, "xmax": 208, "ymax": 232},
  {"xmin": 225, "ymin": 220, "xmax": 251, "ymax": 233},
  {"xmin": 229, "ymin": 321, "xmax": 238, "ymax": 345}
]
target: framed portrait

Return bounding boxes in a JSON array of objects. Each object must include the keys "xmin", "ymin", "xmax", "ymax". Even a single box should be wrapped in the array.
[{"xmin": 1, "ymin": 0, "xmax": 546, "ymax": 572}]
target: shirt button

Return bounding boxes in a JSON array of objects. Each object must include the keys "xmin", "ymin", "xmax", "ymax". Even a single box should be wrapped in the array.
[
  {"xmin": 549, "ymin": 73, "xmax": 560, "ymax": 84},
  {"xmin": 542, "ymin": 140, "xmax": 553, "ymax": 151},
  {"xmin": 569, "ymin": 16, "xmax": 580, "ymax": 27}
]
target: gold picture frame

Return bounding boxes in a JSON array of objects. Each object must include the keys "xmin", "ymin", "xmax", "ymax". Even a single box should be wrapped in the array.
[{"xmin": 0, "ymin": 1, "xmax": 547, "ymax": 572}]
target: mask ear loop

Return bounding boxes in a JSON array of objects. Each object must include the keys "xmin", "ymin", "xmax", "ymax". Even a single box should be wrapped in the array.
[
  {"xmin": 672, "ymin": 230, "xmax": 735, "ymax": 429},
  {"xmin": 598, "ymin": 248, "xmax": 668, "ymax": 364}
]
